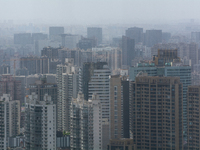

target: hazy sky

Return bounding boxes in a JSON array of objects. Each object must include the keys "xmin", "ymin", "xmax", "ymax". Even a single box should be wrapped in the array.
[{"xmin": 1, "ymin": 0, "xmax": 200, "ymax": 24}]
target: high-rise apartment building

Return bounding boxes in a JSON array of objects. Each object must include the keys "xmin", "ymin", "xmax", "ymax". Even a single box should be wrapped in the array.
[
  {"xmin": 0, "ymin": 94, "xmax": 20, "ymax": 150},
  {"xmin": 187, "ymin": 85, "xmax": 200, "ymax": 149},
  {"xmin": 77, "ymin": 37, "xmax": 97, "ymax": 50},
  {"xmin": 0, "ymin": 64, "xmax": 10, "ymax": 74},
  {"xmin": 88, "ymin": 65, "xmax": 111, "ymax": 119},
  {"xmin": 28, "ymin": 77, "xmax": 57, "ymax": 104},
  {"xmin": 122, "ymin": 36, "xmax": 135, "ymax": 67},
  {"xmin": 189, "ymin": 42, "xmax": 198, "ymax": 70},
  {"xmin": 87, "ymin": 27, "xmax": 102, "ymax": 45},
  {"xmin": 20, "ymin": 56, "xmax": 49, "ymax": 75},
  {"xmin": 191, "ymin": 32, "xmax": 200, "ymax": 42},
  {"xmin": 25, "ymin": 93, "xmax": 56, "ymax": 150},
  {"xmin": 49, "ymin": 26, "xmax": 64, "ymax": 41},
  {"xmin": 70, "ymin": 92, "xmax": 89, "ymax": 150},
  {"xmin": 49, "ymin": 27, "xmax": 64, "ymax": 36},
  {"xmin": 125, "ymin": 27, "xmax": 143, "ymax": 44},
  {"xmin": 130, "ymin": 76, "xmax": 183, "ymax": 149},
  {"xmin": 109, "ymin": 75, "xmax": 130, "ymax": 139},
  {"xmin": 145, "ymin": 29, "xmax": 162, "ymax": 47},
  {"xmin": 129, "ymin": 56, "xmax": 191, "ymax": 135},
  {"xmin": 81, "ymin": 62, "xmax": 107, "ymax": 100},
  {"xmin": 41, "ymin": 47, "xmax": 59, "ymax": 60},
  {"xmin": 14, "ymin": 33, "xmax": 32, "ymax": 45},
  {"xmin": 162, "ymin": 32, "xmax": 171, "ymax": 43},
  {"xmin": 0, "ymin": 75, "xmax": 21, "ymax": 103},
  {"xmin": 56, "ymin": 59, "xmax": 79, "ymax": 132},
  {"xmin": 70, "ymin": 92, "xmax": 109, "ymax": 150},
  {"xmin": 88, "ymin": 94, "xmax": 109, "ymax": 150}
]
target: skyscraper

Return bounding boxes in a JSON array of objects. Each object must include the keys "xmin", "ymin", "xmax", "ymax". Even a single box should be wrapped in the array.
[
  {"xmin": 129, "ymin": 61, "xmax": 191, "ymax": 135},
  {"xmin": 87, "ymin": 27, "xmax": 102, "ymax": 45},
  {"xmin": 81, "ymin": 62, "xmax": 107, "ymax": 101},
  {"xmin": 191, "ymin": 31, "xmax": 200, "ymax": 42},
  {"xmin": 125, "ymin": 27, "xmax": 143, "ymax": 44},
  {"xmin": 187, "ymin": 85, "xmax": 200, "ymax": 149},
  {"xmin": 77, "ymin": 37, "xmax": 97, "ymax": 50},
  {"xmin": 0, "ymin": 75, "xmax": 21, "ymax": 103},
  {"xmin": 130, "ymin": 76, "xmax": 183, "ymax": 149},
  {"xmin": 0, "ymin": 94, "xmax": 20, "ymax": 149},
  {"xmin": 28, "ymin": 76, "xmax": 57, "ymax": 104},
  {"xmin": 70, "ymin": 92, "xmax": 89, "ymax": 150},
  {"xmin": 145, "ymin": 29, "xmax": 162, "ymax": 47},
  {"xmin": 88, "ymin": 65, "xmax": 111, "ymax": 119},
  {"xmin": 88, "ymin": 94, "xmax": 109, "ymax": 150},
  {"xmin": 49, "ymin": 27, "xmax": 64, "ymax": 36},
  {"xmin": 14, "ymin": 33, "xmax": 32, "ymax": 45},
  {"xmin": 122, "ymin": 36, "xmax": 135, "ymax": 67},
  {"xmin": 189, "ymin": 42, "xmax": 198, "ymax": 71},
  {"xmin": 25, "ymin": 93, "xmax": 56, "ymax": 150},
  {"xmin": 109, "ymin": 75, "xmax": 130, "ymax": 139},
  {"xmin": 41, "ymin": 47, "xmax": 59, "ymax": 60},
  {"xmin": 56, "ymin": 60, "xmax": 79, "ymax": 132}
]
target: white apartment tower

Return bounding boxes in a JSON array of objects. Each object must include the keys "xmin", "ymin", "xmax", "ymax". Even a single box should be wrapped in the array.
[
  {"xmin": 0, "ymin": 94, "xmax": 20, "ymax": 150},
  {"xmin": 88, "ymin": 94, "xmax": 109, "ymax": 150},
  {"xmin": 88, "ymin": 65, "xmax": 111, "ymax": 119},
  {"xmin": 70, "ymin": 92, "xmax": 89, "ymax": 150},
  {"xmin": 56, "ymin": 58, "xmax": 79, "ymax": 132},
  {"xmin": 25, "ymin": 93, "xmax": 56, "ymax": 150}
]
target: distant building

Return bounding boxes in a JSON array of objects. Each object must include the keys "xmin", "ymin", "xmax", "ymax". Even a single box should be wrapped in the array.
[
  {"xmin": 151, "ymin": 43, "xmax": 179, "ymax": 58},
  {"xmin": 32, "ymin": 33, "xmax": 47, "ymax": 42},
  {"xmin": 189, "ymin": 42, "xmax": 198, "ymax": 71},
  {"xmin": 191, "ymin": 31, "xmax": 200, "ymax": 42},
  {"xmin": 145, "ymin": 29, "xmax": 162, "ymax": 47},
  {"xmin": 49, "ymin": 26, "xmax": 64, "ymax": 41},
  {"xmin": 16, "ymin": 67, "xmax": 29, "ymax": 76},
  {"xmin": 41, "ymin": 47, "xmax": 59, "ymax": 60},
  {"xmin": 14, "ymin": 33, "xmax": 32, "ymax": 45},
  {"xmin": 15, "ymin": 75, "xmax": 26, "ymax": 105},
  {"xmin": 122, "ymin": 36, "xmax": 135, "ymax": 67},
  {"xmin": 20, "ymin": 56, "xmax": 49, "ymax": 74},
  {"xmin": 125, "ymin": 27, "xmax": 143, "ymax": 44},
  {"xmin": 87, "ymin": 27, "xmax": 102, "ymax": 45},
  {"xmin": 49, "ymin": 27, "xmax": 64, "ymax": 36},
  {"xmin": 0, "ymin": 75, "xmax": 21, "ymax": 103},
  {"xmin": 154, "ymin": 49, "xmax": 180, "ymax": 66},
  {"xmin": 58, "ymin": 48, "xmax": 81, "ymax": 66},
  {"xmin": 0, "ymin": 64, "xmax": 10, "ymax": 74},
  {"xmin": 162, "ymin": 32, "xmax": 171, "ymax": 43},
  {"xmin": 65, "ymin": 34, "xmax": 81, "ymax": 49},
  {"xmin": 28, "ymin": 77, "xmax": 57, "ymax": 104},
  {"xmin": 77, "ymin": 37, "xmax": 97, "ymax": 50},
  {"xmin": 25, "ymin": 93, "xmax": 56, "ymax": 150}
]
